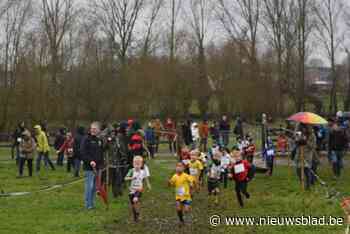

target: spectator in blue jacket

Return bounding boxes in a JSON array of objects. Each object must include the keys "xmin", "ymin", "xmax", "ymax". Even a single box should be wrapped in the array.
[{"xmin": 145, "ymin": 122, "xmax": 156, "ymax": 158}]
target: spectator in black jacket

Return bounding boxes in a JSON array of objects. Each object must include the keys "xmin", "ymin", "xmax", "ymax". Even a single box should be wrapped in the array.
[
  {"xmin": 328, "ymin": 122, "xmax": 348, "ymax": 178},
  {"xmin": 182, "ymin": 120, "xmax": 193, "ymax": 147},
  {"xmin": 54, "ymin": 128, "xmax": 66, "ymax": 166},
  {"xmin": 12, "ymin": 122, "xmax": 25, "ymax": 164},
  {"xmin": 73, "ymin": 126, "xmax": 85, "ymax": 177},
  {"xmin": 80, "ymin": 122, "xmax": 104, "ymax": 210},
  {"xmin": 219, "ymin": 115, "xmax": 230, "ymax": 147}
]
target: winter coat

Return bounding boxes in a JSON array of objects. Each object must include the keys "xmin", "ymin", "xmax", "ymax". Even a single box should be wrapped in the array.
[
  {"xmin": 19, "ymin": 131, "xmax": 36, "ymax": 159},
  {"xmin": 80, "ymin": 134, "xmax": 104, "ymax": 171},
  {"xmin": 34, "ymin": 125, "xmax": 50, "ymax": 153}
]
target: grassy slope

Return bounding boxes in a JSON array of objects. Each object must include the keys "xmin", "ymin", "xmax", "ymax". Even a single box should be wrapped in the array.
[{"xmin": 0, "ymin": 148, "xmax": 349, "ymax": 234}]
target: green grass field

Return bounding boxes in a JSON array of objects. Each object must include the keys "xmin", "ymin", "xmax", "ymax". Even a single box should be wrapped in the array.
[{"xmin": 0, "ymin": 147, "xmax": 349, "ymax": 234}]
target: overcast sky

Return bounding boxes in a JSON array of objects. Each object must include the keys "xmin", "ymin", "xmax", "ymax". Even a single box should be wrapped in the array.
[{"xmin": 2, "ymin": 0, "xmax": 350, "ymax": 67}]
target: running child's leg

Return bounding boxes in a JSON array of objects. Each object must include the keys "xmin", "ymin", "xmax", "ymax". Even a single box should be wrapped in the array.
[
  {"xmin": 235, "ymin": 182, "xmax": 244, "ymax": 207},
  {"xmin": 130, "ymin": 193, "xmax": 141, "ymax": 222},
  {"xmin": 241, "ymin": 181, "xmax": 250, "ymax": 199},
  {"xmin": 214, "ymin": 187, "xmax": 220, "ymax": 204},
  {"xmin": 183, "ymin": 202, "xmax": 192, "ymax": 223},
  {"xmin": 176, "ymin": 201, "xmax": 184, "ymax": 223}
]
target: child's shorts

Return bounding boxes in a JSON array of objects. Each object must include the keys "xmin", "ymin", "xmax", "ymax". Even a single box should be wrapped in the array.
[
  {"xmin": 208, "ymin": 178, "xmax": 220, "ymax": 193},
  {"xmin": 176, "ymin": 199, "xmax": 192, "ymax": 206},
  {"xmin": 129, "ymin": 191, "xmax": 142, "ymax": 204}
]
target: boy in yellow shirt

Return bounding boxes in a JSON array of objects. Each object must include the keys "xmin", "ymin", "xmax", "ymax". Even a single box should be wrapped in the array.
[
  {"xmin": 188, "ymin": 150, "xmax": 203, "ymax": 192},
  {"xmin": 169, "ymin": 162, "xmax": 194, "ymax": 225}
]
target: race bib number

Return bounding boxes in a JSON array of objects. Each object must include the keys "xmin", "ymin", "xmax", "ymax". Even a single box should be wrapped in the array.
[
  {"xmin": 177, "ymin": 187, "xmax": 185, "ymax": 196},
  {"xmin": 210, "ymin": 167, "xmax": 219, "ymax": 178},
  {"xmin": 234, "ymin": 163, "xmax": 245, "ymax": 174},
  {"xmin": 267, "ymin": 149, "xmax": 274, "ymax": 156},
  {"xmin": 131, "ymin": 178, "xmax": 143, "ymax": 190},
  {"xmin": 189, "ymin": 168, "xmax": 198, "ymax": 176}
]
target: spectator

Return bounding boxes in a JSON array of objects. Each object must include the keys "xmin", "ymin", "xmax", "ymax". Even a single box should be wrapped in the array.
[
  {"xmin": 58, "ymin": 132, "xmax": 75, "ymax": 173},
  {"xmin": 153, "ymin": 119, "xmax": 163, "ymax": 153},
  {"xmin": 277, "ymin": 134, "xmax": 288, "ymax": 154},
  {"xmin": 314, "ymin": 125, "xmax": 327, "ymax": 151},
  {"xmin": 219, "ymin": 115, "xmax": 230, "ymax": 147},
  {"xmin": 129, "ymin": 130, "xmax": 144, "ymax": 158},
  {"xmin": 80, "ymin": 122, "xmax": 104, "ymax": 210},
  {"xmin": 199, "ymin": 119, "xmax": 209, "ymax": 152},
  {"xmin": 191, "ymin": 122, "xmax": 200, "ymax": 149},
  {"xmin": 34, "ymin": 125, "xmax": 55, "ymax": 172},
  {"xmin": 145, "ymin": 122, "xmax": 156, "ymax": 158},
  {"xmin": 182, "ymin": 120, "xmax": 193, "ymax": 147},
  {"xmin": 294, "ymin": 125, "xmax": 315, "ymax": 189},
  {"xmin": 165, "ymin": 118, "xmax": 177, "ymax": 156},
  {"xmin": 54, "ymin": 128, "xmax": 66, "ymax": 166},
  {"xmin": 12, "ymin": 122, "xmax": 25, "ymax": 164},
  {"xmin": 328, "ymin": 122, "xmax": 348, "ymax": 178},
  {"xmin": 73, "ymin": 126, "xmax": 85, "ymax": 177},
  {"xmin": 18, "ymin": 130, "xmax": 36, "ymax": 177},
  {"xmin": 209, "ymin": 121, "xmax": 220, "ymax": 145},
  {"xmin": 233, "ymin": 116, "xmax": 244, "ymax": 138}
]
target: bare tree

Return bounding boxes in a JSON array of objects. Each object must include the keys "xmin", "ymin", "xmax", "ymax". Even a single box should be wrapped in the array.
[
  {"xmin": 185, "ymin": 0, "xmax": 213, "ymax": 114},
  {"xmin": 0, "ymin": 0, "xmax": 15, "ymax": 19},
  {"xmin": 262, "ymin": 0, "xmax": 286, "ymax": 114},
  {"xmin": 91, "ymin": 0, "xmax": 144, "ymax": 68},
  {"xmin": 141, "ymin": 0, "xmax": 164, "ymax": 57},
  {"xmin": 217, "ymin": 0, "xmax": 260, "ymax": 67},
  {"xmin": 344, "ymin": 48, "xmax": 350, "ymax": 110},
  {"xmin": 295, "ymin": 0, "xmax": 314, "ymax": 111},
  {"xmin": 169, "ymin": 0, "xmax": 182, "ymax": 61},
  {"xmin": 41, "ymin": 0, "xmax": 77, "ymax": 83},
  {"xmin": 0, "ymin": 0, "xmax": 32, "ymax": 129},
  {"xmin": 313, "ymin": 0, "xmax": 345, "ymax": 114}
]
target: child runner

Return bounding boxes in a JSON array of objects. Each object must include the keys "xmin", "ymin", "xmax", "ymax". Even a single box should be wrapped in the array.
[
  {"xmin": 198, "ymin": 152, "xmax": 207, "ymax": 187},
  {"xmin": 230, "ymin": 150, "xmax": 251, "ymax": 208},
  {"xmin": 180, "ymin": 146, "xmax": 191, "ymax": 174},
  {"xmin": 125, "ymin": 156, "xmax": 151, "ymax": 222},
  {"xmin": 220, "ymin": 148, "xmax": 231, "ymax": 189},
  {"xmin": 207, "ymin": 152, "xmax": 222, "ymax": 205},
  {"xmin": 57, "ymin": 132, "xmax": 75, "ymax": 173},
  {"xmin": 264, "ymin": 137, "xmax": 275, "ymax": 176},
  {"xmin": 169, "ymin": 162, "xmax": 194, "ymax": 225},
  {"xmin": 188, "ymin": 150, "xmax": 204, "ymax": 193}
]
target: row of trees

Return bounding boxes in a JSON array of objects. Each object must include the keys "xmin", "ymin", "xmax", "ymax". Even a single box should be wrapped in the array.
[{"xmin": 0, "ymin": 0, "xmax": 350, "ymax": 130}]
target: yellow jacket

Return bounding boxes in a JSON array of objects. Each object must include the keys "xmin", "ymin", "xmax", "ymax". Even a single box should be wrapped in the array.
[{"xmin": 34, "ymin": 125, "xmax": 50, "ymax": 153}]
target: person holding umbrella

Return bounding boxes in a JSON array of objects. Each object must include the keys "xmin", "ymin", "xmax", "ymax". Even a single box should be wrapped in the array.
[
  {"xmin": 294, "ymin": 124, "xmax": 315, "ymax": 190},
  {"xmin": 288, "ymin": 112, "xmax": 327, "ymax": 190}
]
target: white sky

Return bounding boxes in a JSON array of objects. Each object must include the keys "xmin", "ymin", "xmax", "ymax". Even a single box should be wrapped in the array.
[{"xmin": 2, "ymin": 0, "xmax": 350, "ymax": 66}]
